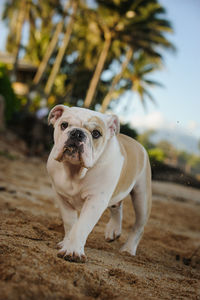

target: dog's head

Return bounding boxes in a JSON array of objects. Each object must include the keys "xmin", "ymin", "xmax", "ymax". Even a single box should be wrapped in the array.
[{"xmin": 48, "ymin": 105, "xmax": 120, "ymax": 168}]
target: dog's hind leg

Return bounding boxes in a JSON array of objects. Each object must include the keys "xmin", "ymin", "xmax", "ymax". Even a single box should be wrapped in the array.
[
  {"xmin": 120, "ymin": 161, "xmax": 151, "ymax": 255},
  {"xmin": 105, "ymin": 201, "xmax": 123, "ymax": 242}
]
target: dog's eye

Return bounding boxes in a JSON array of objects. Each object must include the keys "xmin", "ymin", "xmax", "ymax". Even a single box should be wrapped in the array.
[
  {"xmin": 60, "ymin": 122, "xmax": 68, "ymax": 130},
  {"xmin": 91, "ymin": 129, "xmax": 101, "ymax": 139}
]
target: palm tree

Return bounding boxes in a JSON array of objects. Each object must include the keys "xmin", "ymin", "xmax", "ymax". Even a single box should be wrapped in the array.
[
  {"xmin": 12, "ymin": 0, "xmax": 27, "ymax": 80},
  {"xmin": 44, "ymin": 0, "xmax": 78, "ymax": 96},
  {"xmin": 84, "ymin": 0, "xmax": 174, "ymax": 109},
  {"xmin": 25, "ymin": 0, "xmax": 62, "ymax": 65},
  {"xmin": 3, "ymin": 0, "xmax": 27, "ymax": 81},
  {"xmin": 83, "ymin": 4, "xmax": 123, "ymax": 108},
  {"xmin": 62, "ymin": 4, "xmax": 118, "ymax": 107},
  {"xmin": 32, "ymin": 0, "xmax": 71, "ymax": 87},
  {"xmin": 3, "ymin": 0, "xmax": 61, "ymax": 79},
  {"xmin": 84, "ymin": 21, "xmax": 112, "ymax": 108},
  {"xmin": 100, "ymin": 46, "xmax": 133, "ymax": 112},
  {"xmin": 100, "ymin": 0, "xmax": 174, "ymax": 112},
  {"xmin": 119, "ymin": 51, "xmax": 163, "ymax": 109}
]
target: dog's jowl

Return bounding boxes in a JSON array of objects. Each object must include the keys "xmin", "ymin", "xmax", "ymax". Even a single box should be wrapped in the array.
[{"xmin": 47, "ymin": 105, "xmax": 152, "ymax": 263}]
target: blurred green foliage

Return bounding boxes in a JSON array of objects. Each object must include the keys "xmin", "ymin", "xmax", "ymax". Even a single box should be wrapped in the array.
[
  {"xmin": 148, "ymin": 147, "xmax": 165, "ymax": 163},
  {"xmin": 0, "ymin": 63, "xmax": 20, "ymax": 121}
]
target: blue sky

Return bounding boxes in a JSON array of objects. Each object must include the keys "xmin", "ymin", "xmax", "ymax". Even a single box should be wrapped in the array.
[{"xmin": 0, "ymin": 0, "xmax": 200, "ymax": 142}]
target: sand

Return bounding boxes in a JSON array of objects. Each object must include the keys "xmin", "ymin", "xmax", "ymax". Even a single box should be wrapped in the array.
[{"xmin": 0, "ymin": 133, "xmax": 200, "ymax": 300}]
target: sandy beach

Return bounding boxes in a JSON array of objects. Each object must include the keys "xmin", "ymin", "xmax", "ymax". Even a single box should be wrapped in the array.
[{"xmin": 0, "ymin": 133, "xmax": 200, "ymax": 299}]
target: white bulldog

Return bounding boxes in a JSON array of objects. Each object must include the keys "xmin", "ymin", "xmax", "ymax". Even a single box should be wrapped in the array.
[{"xmin": 47, "ymin": 105, "xmax": 152, "ymax": 263}]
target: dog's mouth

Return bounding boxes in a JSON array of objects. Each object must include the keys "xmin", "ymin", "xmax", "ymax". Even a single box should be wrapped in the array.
[
  {"xmin": 54, "ymin": 138, "xmax": 92, "ymax": 168},
  {"xmin": 64, "ymin": 143, "xmax": 83, "ymax": 155},
  {"xmin": 61, "ymin": 141, "xmax": 84, "ymax": 163}
]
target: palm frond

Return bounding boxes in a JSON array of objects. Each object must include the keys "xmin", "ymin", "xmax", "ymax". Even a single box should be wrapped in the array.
[{"xmin": 144, "ymin": 79, "xmax": 164, "ymax": 88}]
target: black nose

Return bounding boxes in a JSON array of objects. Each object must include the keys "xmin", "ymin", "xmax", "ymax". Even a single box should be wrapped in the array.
[{"xmin": 70, "ymin": 129, "xmax": 86, "ymax": 142}]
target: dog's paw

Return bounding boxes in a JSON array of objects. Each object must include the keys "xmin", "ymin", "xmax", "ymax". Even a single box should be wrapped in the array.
[
  {"xmin": 105, "ymin": 220, "xmax": 121, "ymax": 242},
  {"xmin": 57, "ymin": 238, "xmax": 86, "ymax": 263},
  {"xmin": 120, "ymin": 243, "xmax": 136, "ymax": 256},
  {"xmin": 57, "ymin": 249, "xmax": 87, "ymax": 263}
]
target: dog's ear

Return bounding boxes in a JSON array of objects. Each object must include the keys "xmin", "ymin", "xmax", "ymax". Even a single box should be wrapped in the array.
[
  {"xmin": 107, "ymin": 114, "xmax": 120, "ymax": 137},
  {"xmin": 48, "ymin": 105, "xmax": 67, "ymax": 125}
]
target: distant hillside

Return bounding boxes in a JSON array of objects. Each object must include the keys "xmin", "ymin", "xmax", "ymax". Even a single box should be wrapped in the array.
[{"xmin": 151, "ymin": 129, "xmax": 199, "ymax": 155}]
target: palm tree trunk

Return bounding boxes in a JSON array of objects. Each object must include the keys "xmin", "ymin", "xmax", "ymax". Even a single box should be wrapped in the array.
[
  {"xmin": 101, "ymin": 47, "xmax": 133, "ymax": 113},
  {"xmin": 44, "ymin": 0, "xmax": 77, "ymax": 96},
  {"xmin": 33, "ymin": 21, "xmax": 64, "ymax": 86},
  {"xmin": 12, "ymin": 0, "xmax": 26, "ymax": 82},
  {"xmin": 32, "ymin": 0, "xmax": 71, "ymax": 87},
  {"xmin": 84, "ymin": 31, "xmax": 112, "ymax": 108}
]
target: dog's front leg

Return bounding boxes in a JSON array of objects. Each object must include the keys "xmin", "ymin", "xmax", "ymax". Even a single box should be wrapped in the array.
[
  {"xmin": 53, "ymin": 190, "xmax": 78, "ymax": 249},
  {"xmin": 58, "ymin": 195, "xmax": 109, "ymax": 263}
]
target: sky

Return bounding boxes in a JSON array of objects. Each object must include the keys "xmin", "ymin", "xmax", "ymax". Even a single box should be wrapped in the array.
[{"xmin": 0, "ymin": 0, "xmax": 200, "ymax": 147}]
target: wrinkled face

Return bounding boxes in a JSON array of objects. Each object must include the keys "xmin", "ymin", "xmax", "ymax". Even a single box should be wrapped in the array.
[{"xmin": 48, "ymin": 105, "xmax": 119, "ymax": 169}]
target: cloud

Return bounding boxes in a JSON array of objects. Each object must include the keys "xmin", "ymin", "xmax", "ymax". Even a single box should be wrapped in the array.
[
  {"xmin": 129, "ymin": 111, "xmax": 169, "ymax": 131},
  {"xmin": 129, "ymin": 110, "xmax": 199, "ymax": 137},
  {"xmin": 120, "ymin": 110, "xmax": 200, "ymax": 140},
  {"xmin": 187, "ymin": 120, "xmax": 199, "ymax": 132}
]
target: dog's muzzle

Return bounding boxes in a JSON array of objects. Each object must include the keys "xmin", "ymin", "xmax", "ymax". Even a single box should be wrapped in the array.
[
  {"xmin": 53, "ymin": 128, "xmax": 90, "ymax": 165},
  {"xmin": 63, "ymin": 129, "xmax": 86, "ymax": 158}
]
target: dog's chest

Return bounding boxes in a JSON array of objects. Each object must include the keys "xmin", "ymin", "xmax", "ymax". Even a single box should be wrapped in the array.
[
  {"xmin": 53, "ymin": 168, "xmax": 84, "ymax": 209},
  {"xmin": 53, "ymin": 170, "xmax": 80, "ymax": 195}
]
